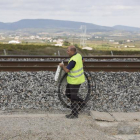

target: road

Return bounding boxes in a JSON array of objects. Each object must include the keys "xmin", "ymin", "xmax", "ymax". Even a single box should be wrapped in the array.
[{"xmin": 0, "ymin": 111, "xmax": 118, "ymax": 140}]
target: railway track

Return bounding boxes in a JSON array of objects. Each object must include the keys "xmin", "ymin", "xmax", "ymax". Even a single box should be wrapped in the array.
[
  {"xmin": 0, "ymin": 55, "xmax": 140, "ymax": 59},
  {"xmin": 0, "ymin": 55, "xmax": 140, "ymax": 72}
]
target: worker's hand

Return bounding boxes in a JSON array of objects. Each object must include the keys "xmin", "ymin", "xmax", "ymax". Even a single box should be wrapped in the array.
[{"xmin": 59, "ymin": 63, "xmax": 64, "ymax": 67}]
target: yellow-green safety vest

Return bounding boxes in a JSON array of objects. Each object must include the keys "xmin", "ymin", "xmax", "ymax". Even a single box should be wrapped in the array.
[{"xmin": 67, "ymin": 53, "xmax": 85, "ymax": 85}]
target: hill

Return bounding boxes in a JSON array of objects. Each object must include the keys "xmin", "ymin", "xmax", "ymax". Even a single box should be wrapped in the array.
[
  {"xmin": 113, "ymin": 25, "xmax": 140, "ymax": 32},
  {"xmin": 0, "ymin": 19, "xmax": 140, "ymax": 32},
  {"xmin": 0, "ymin": 19, "xmax": 113, "ymax": 31}
]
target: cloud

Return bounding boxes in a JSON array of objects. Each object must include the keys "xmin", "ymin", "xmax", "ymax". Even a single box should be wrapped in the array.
[
  {"xmin": 111, "ymin": 5, "xmax": 133, "ymax": 10},
  {"xmin": 0, "ymin": 0, "xmax": 140, "ymax": 27}
]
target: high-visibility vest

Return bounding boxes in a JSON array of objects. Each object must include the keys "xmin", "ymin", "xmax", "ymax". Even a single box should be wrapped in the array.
[{"xmin": 67, "ymin": 53, "xmax": 85, "ymax": 85}]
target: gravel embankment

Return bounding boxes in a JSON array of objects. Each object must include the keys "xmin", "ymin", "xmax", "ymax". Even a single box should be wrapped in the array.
[{"xmin": 0, "ymin": 71, "xmax": 140, "ymax": 112}]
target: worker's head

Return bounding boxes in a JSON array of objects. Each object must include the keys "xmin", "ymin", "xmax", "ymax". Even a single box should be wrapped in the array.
[{"xmin": 67, "ymin": 46, "xmax": 77, "ymax": 57}]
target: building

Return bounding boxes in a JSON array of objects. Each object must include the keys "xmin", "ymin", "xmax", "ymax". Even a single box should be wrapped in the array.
[
  {"xmin": 8, "ymin": 40, "xmax": 20, "ymax": 44},
  {"xmin": 82, "ymin": 46, "xmax": 93, "ymax": 50},
  {"xmin": 55, "ymin": 43, "xmax": 63, "ymax": 46}
]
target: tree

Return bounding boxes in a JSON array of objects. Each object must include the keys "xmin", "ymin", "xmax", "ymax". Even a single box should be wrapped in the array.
[
  {"xmin": 74, "ymin": 44, "xmax": 79, "ymax": 48},
  {"xmin": 119, "ymin": 41, "xmax": 123, "ymax": 44},
  {"xmin": 63, "ymin": 41, "xmax": 70, "ymax": 46}
]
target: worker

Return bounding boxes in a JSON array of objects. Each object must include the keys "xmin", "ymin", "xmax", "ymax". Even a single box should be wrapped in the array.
[{"xmin": 59, "ymin": 45, "xmax": 85, "ymax": 119}]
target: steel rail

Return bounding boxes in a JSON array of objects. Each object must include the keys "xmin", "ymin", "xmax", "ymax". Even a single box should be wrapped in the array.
[
  {"xmin": 0, "ymin": 55, "xmax": 140, "ymax": 59},
  {"xmin": 0, "ymin": 66, "xmax": 140, "ymax": 72},
  {"xmin": 0, "ymin": 61, "xmax": 139, "ymax": 67},
  {"xmin": 0, "ymin": 60, "xmax": 140, "ymax": 72}
]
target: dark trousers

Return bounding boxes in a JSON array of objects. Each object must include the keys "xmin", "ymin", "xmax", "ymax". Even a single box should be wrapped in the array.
[{"xmin": 65, "ymin": 84, "xmax": 84, "ymax": 115}]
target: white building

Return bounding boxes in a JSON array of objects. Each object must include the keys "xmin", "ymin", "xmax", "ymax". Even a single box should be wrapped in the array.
[
  {"xmin": 109, "ymin": 40, "xmax": 114, "ymax": 42},
  {"xmin": 8, "ymin": 40, "xmax": 20, "ymax": 44},
  {"xmin": 82, "ymin": 46, "xmax": 93, "ymax": 50},
  {"xmin": 0, "ymin": 35, "xmax": 5, "ymax": 40},
  {"xmin": 53, "ymin": 40, "xmax": 57, "ymax": 43},
  {"xmin": 55, "ymin": 43, "xmax": 63, "ymax": 46},
  {"xmin": 30, "ymin": 36, "xmax": 35, "ymax": 40}
]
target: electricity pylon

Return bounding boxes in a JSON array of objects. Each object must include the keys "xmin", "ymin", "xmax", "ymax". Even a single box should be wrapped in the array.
[{"xmin": 80, "ymin": 25, "xmax": 86, "ymax": 48}]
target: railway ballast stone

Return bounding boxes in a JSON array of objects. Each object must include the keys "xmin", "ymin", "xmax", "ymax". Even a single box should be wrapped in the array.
[{"xmin": 0, "ymin": 71, "xmax": 140, "ymax": 112}]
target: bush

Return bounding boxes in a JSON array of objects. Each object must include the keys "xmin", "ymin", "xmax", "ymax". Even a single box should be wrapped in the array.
[{"xmin": 63, "ymin": 41, "xmax": 70, "ymax": 46}]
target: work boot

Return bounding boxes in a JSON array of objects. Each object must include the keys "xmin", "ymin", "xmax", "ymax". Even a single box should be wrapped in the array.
[
  {"xmin": 65, "ymin": 113, "xmax": 78, "ymax": 119},
  {"xmin": 66, "ymin": 101, "xmax": 78, "ymax": 119},
  {"xmin": 78, "ymin": 101, "xmax": 86, "ymax": 112}
]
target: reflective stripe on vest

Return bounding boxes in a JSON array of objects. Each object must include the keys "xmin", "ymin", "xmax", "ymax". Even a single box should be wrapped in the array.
[
  {"xmin": 68, "ymin": 72, "xmax": 84, "ymax": 78},
  {"xmin": 69, "ymin": 67, "xmax": 83, "ymax": 73}
]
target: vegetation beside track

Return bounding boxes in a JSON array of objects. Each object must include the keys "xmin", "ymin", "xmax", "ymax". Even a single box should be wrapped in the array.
[{"xmin": 1, "ymin": 43, "xmax": 140, "ymax": 56}]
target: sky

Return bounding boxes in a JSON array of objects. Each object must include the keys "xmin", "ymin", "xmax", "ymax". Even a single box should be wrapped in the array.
[{"xmin": 0, "ymin": 0, "xmax": 140, "ymax": 27}]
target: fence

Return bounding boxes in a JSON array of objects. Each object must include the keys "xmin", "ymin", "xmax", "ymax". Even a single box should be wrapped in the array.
[{"xmin": 0, "ymin": 71, "xmax": 140, "ymax": 139}]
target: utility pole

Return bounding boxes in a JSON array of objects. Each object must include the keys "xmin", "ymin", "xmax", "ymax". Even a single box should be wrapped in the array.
[
  {"xmin": 3, "ymin": 49, "xmax": 7, "ymax": 55},
  {"xmin": 80, "ymin": 25, "xmax": 86, "ymax": 48}
]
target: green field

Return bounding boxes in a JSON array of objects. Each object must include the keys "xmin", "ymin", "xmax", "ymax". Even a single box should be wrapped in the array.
[{"xmin": 0, "ymin": 42, "xmax": 140, "ymax": 56}]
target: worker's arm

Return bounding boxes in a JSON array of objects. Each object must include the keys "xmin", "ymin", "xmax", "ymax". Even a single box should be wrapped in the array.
[
  {"xmin": 59, "ymin": 63, "xmax": 70, "ymax": 73},
  {"xmin": 82, "ymin": 58, "xmax": 85, "ymax": 63},
  {"xmin": 60, "ymin": 60, "xmax": 76, "ymax": 73}
]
